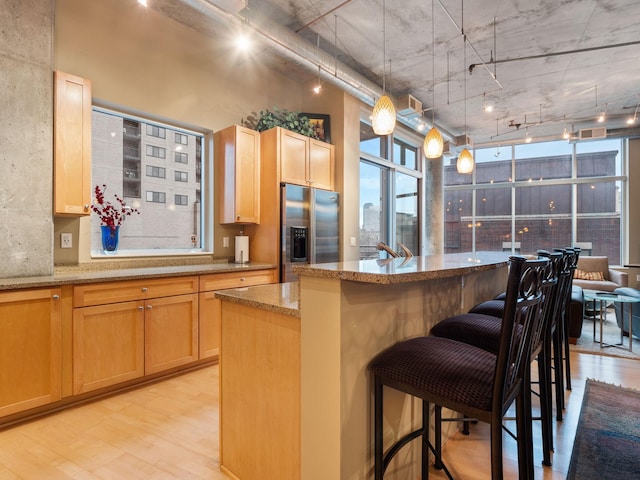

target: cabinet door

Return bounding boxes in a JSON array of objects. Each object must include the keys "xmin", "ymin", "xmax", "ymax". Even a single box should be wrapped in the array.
[
  {"xmin": 54, "ymin": 71, "xmax": 92, "ymax": 216},
  {"xmin": 198, "ymin": 291, "xmax": 220, "ymax": 359},
  {"xmin": 308, "ymin": 139, "xmax": 334, "ymax": 190},
  {"xmin": 145, "ymin": 294, "xmax": 199, "ymax": 374},
  {"xmin": 0, "ymin": 289, "xmax": 62, "ymax": 417},
  {"xmin": 73, "ymin": 301, "xmax": 145, "ymax": 394},
  {"xmin": 217, "ymin": 125, "xmax": 260, "ymax": 224},
  {"xmin": 279, "ymin": 129, "xmax": 308, "ymax": 186}
]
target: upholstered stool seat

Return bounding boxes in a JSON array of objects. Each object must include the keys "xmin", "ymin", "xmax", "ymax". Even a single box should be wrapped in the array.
[
  {"xmin": 370, "ymin": 336, "xmax": 496, "ymax": 413},
  {"xmin": 429, "ymin": 311, "xmax": 512, "ymax": 354}
]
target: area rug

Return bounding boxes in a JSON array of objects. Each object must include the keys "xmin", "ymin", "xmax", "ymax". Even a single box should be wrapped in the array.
[
  {"xmin": 566, "ymin": 379, "xmax": 640, "ymax": 479},
  {"xmin": 569, "ymin": 314, "xmax": 640, "ymax": 360}
]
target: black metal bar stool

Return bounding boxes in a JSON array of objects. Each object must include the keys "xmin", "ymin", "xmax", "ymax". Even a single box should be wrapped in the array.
[{"xmin": 369, "ymin": 256, "xmax": 549, "ymax": 479}]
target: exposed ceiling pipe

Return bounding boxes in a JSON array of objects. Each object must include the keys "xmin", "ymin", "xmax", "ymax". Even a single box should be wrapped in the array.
[
  {"xmin": 469, "ymin": 40, "xmax": 640, "ymax": 73},
  {"xmin": 174, "ymin": 0, "xmax": 458, "ymax": 142}
]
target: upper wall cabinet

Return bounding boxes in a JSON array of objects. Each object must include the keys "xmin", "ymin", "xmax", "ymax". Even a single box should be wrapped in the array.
[
  {"xmin": 262, "ymin": 127, "xmax": 334, "ymax": 191},
  {"xmin": 53, "ymin": 71, "xmax": 92, "ymax": 216},
  {"xmin": 216, "ymin": 125, "xmax": 260, "ymax": 225}
]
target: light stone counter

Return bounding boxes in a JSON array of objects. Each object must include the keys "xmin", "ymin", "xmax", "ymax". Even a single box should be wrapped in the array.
[
  {"xmin": 293, "ymin": 250, "xmax": 509, "ymax": 283},
  {"xmin": 215, "ymin": 282, "xmax": 299, "ymax": 317},
  {"xmin": 0, "ymin": 262, "xmax": 277, "ymax": 290}
]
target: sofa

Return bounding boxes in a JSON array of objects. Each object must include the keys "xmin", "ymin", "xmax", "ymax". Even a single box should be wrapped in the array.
[
  {"xmin": 568, "ymin": 285, "xmax": 585, "ymax": 342},
  {"xmin": 612, "ymin": 287, "xmax": 640, "ymax": 339},
  {"xmin": 572, "ymin": 256, "xmax": 628, "ymax": 292}
]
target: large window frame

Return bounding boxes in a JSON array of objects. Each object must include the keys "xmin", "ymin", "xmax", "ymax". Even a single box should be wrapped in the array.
[
  {"xmin": 359, "ymin": 119, "xmax": 423, "ymax": 259},
  {"xmin": 444, "ymin": 139, "xmax": 627, "ymax": 264},
  {"xmin": 91, "ymin": 104, "xmax": 213, "ymax": 257}
]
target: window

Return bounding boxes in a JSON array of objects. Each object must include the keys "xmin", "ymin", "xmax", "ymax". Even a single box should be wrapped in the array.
[
  {"xmin": 444, "ymin": 139, "xmax": 624, "ymax": 263},
  {"xmin": 146, "ymin": 191, "xmax": 166, "ymax": 203},
  {"xmin": 146, "ymin": 165, "xmax": 166, "ymax": 178},
  {"xmin": 147, "ymin": 124, "xmax": 166, "ymax": 139},
  {"xmin": 91, "ymin": 107, "xmax": 206, "ymax": 255},
  {"xmin": 359, "ymin": 121, "xmax": 421, "ymax": 259},
  {"xmin": 175, "ymin": 152, "xmax": 188, "ymax": 164},
  {"xmin": 175, "ymin": 132, "xmax": 188, "ymax": 145},
  {"xmin": 146, "ymin": 145, "xmax": 166, "ymax": 159}
]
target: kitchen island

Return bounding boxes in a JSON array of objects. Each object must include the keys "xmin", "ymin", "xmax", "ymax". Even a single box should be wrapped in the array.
[{"xmin": 216, "ymin": 252, "xmax": 510, "ymax": 480}]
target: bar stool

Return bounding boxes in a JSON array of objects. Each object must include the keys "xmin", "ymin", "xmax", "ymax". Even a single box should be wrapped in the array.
[
  {"xmin": 429, "ymin": 250, "xmax": 562, "ymax": 468},
  {"xmin": 369, "ymin": 256, "xmax": 549, "ymax": 479}
]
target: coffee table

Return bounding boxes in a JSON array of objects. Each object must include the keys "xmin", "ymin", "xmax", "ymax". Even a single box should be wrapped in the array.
[{"xmin": 583, "ymin": 290, "xmax": 640, "ymax": 352}]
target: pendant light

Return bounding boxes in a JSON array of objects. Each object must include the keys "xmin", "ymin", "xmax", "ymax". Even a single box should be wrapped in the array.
[
  {"xmin": 424, "ymin": 0, "xmax": 443, "ymax": 159},
  {"xmin": 371, "ymin": 0, "xmax": 396, "ymax": 135},
  {"xmin": 457, "ymin": 32, "xmax": 474, "ymax": 174}
]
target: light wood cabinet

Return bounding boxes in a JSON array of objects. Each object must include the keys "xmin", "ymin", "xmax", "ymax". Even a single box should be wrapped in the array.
[
  {"xmin": 263, "ymin": 127, "xmax": 334, "ymax": 191},
  {"xmin": 72, "ymin": 276, "xmax": 199, "ymax": 394},
  {"xmin": 53, "ymin": 71, "xmax": 92, "ymax": 216},
  {"xmin": 308, "ymin": 138, "xmax": 334, "ymax": 190},
  {"xmin": 198, "ymin": 269, "xmax": 278, "ymax": 359},
  {"xmin": 216, "ymin": 125, "xmax": 260, "ymax": 224},
  {"xmin": 145, "ymin": 294, "xmax": 198, "ymax": 374},
  {"xmin": 0, "ymin": 289, "xmax": 62, "ymax": 417},
  {"xmin": 72, "ymin": 301, "xmax": 145, "ymax": 394}
]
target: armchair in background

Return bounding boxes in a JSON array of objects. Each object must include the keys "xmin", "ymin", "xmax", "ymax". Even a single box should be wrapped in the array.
[{"xmin": 572, "ymin": 256, "xmax": 628, "ymax": 292}]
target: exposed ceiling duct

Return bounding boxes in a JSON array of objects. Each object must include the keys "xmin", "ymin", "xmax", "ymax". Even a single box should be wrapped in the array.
[{"xmin": 164, "ymin": 0, "xmax": 458, "ymax": 142}]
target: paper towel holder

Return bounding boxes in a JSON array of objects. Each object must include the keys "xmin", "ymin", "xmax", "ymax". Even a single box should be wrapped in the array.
[{"xmin": 235, "ymin": 232, "xmax": 249, "ymax": 264}]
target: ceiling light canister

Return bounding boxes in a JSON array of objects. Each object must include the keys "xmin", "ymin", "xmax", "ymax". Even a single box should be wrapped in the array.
[
  {"xmin": 372, "ymin": 95, "xmax": 396, "ymax": 135},
  {"xmin": 424, "ymin": 126, "xmax": 444, "ymax": 158},
  {"xmin": 457, "ymin": 148, "xmax": 474, "ymax": 174}
]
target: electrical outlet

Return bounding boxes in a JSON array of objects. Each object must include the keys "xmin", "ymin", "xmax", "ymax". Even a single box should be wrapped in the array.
[
  {"xmin": 61, "ymin": 232, "xmax": 72, "ymax": 249},
  {"xmin": 350, "ymin": 236, "xmax": 357, "ymax": 247},
  {"xmin": 223, "ymin": 237, "xmax": 230, "ymax": 248},
  {"xmin": 636, "ymin": 274, "xmax": 640, "ymax": 282}
]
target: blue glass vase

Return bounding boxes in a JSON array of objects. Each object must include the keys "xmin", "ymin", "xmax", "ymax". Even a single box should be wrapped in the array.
[{"xmin": 101, "ymin": 225, "xmax": 120, "ymax": 254}]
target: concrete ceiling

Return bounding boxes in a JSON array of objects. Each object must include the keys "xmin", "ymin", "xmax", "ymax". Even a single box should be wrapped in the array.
[{"xmin": 151, "ymin": 0, "xmax": 640, "ymax": 146}]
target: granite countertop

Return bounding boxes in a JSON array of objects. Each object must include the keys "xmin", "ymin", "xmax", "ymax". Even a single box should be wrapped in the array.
[
  {"xmin": 293, "ymin": 251, "xmax": 511, "ymax": 284},
  {"xmin": 215, "ymin": 282, "xmax": 300, "ymax": 317},
  {"xmin": 0, "ymin": 262, "xmax": 277, "ymax": 291}
]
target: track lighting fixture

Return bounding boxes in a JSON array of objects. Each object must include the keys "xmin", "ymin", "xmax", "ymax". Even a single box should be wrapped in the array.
[
  {"xmin": 627, "ymin": 97, "xmax": 639, "ymax": 125},
  {"xmin": 483, "ymin": 92, "xmax": 493, "ymax": 113}
]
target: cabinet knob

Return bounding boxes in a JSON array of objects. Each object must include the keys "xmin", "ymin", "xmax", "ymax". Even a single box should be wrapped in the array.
[
  {"xmin": 147, "ymin": 305, "xmax": 153, "ymax": 310},
  {"xmin": 84, "ymin": 204, "xmax": 90, "ymax": 211},
  {"xmin": 240, "ymin": 277, "xmax": 245, "ymax": 282},
  {"xmin": 141, "ymin": 287, "xmax": 148, "ymax": 293},
  {"xmin": 138, "ymin": 306, "xmax": 144, "ymax": 311},
  {"xmin": 52, "ymin": 294, "xmax": 60, "ymax": 300},
  {"xmin": 237, "ymin": 215, "xmax": 241, "ymax": 221}
]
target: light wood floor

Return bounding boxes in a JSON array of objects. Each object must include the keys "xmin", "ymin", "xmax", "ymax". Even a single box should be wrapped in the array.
[{"xmin": 0, "ymin": 351, "xmax": 638, "ymax": 479}]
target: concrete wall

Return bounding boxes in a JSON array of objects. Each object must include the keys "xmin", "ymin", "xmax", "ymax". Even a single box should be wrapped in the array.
[{"xmin": 0, "ymin": 0, "xmax": 54, "ymax": 277}]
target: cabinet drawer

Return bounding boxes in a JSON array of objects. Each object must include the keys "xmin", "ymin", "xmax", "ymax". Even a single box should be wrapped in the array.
[
  {"xmin": 200, "ymin": 269, "xmax": 277, "ymax": 292},
  {"xmin": 74, "ymin": 276, "xmax": 199, "ymax": 307}
]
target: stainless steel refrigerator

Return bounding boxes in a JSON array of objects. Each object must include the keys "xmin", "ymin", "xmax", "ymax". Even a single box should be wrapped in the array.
[{"xmin": 280, "ymin": 183, "xmax": 340, "ymax": 283}]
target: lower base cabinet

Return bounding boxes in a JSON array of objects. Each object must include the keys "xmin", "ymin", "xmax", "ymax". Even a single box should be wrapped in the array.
[
  {"xmin": 73, "ymin": 301, "xmax": 145, "ymax": 395},
  {"xmin": 0, "ymin": 288, "xmax": 62, "ymax": 417},
  {"xmin": 0, "ymin": 269, "xmax": 275, "ymax": 423},
  {"xmin": 73, "ymin": 293, "xmax": 199, "ymax": 394},
  {"xmin": 145, "ymin": 293, "xmax": 198, "ymax": 375}
]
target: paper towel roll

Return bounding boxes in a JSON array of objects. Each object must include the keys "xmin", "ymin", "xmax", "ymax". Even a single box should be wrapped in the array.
[{"xmin": 235, "ymin": 236, "xmax": 249, "ymax": 263}]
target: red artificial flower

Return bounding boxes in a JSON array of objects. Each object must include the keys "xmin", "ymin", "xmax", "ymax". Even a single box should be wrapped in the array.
[{"xmin": 91, "ymin": 184, "xmax": 140, "ymax": 231}]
